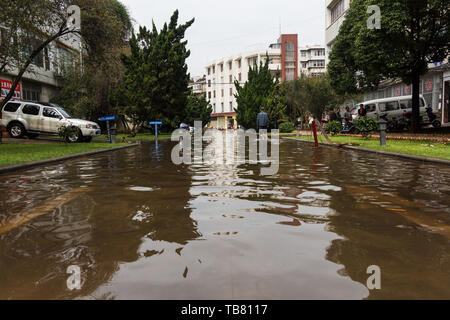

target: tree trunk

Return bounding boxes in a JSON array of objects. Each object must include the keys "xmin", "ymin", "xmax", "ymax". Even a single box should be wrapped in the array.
[{"xmin": 411, "ymin": 71, "xmax": 421, "ymax": 133}]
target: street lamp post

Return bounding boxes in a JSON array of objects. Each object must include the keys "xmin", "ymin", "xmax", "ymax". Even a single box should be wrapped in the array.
[{"xmin": 378, "ymin": 118, "xmax": 387, "ymax": 146}]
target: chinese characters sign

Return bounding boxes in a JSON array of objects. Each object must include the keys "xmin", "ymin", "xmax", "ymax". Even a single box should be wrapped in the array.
[{"xmin": 1, "ymin": 79, "xmax": 22, "ymax": 100}]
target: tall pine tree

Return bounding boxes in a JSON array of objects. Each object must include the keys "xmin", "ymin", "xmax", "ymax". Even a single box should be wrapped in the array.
[
  {"xmin": 234, "ymin": 56, "xmax": 278, "ymax": 129},
  {"xmin": 120, "ymin": 10, "xmax": 194, "ymax": 131}
]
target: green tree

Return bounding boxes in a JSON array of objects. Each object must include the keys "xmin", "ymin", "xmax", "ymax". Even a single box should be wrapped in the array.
[
  {"xmin": 234, "ymin": 56, "xmax": 277, "ymax": 129},
  {"xmin": 329, "ymin": 0, "xmax": 450, "ymax": 132},
  {"xmin": 120, "ymin": 10, "xmax": 194, "ymax": 132},
  {"xmin": 185, "ymin": 93, "xmax": 212, "ymax": 127},
  {"xmin": 51, "ymin": 0, "xmax": 132, "ymax": 123},
  {"xmin": 282, "ymin": 79, "xmax": 306, "ymax": 123},
  {"xmin": 299, "ymin": 74, "xmax": 337, "ymax": 120},
  {"xmin": 264, "ymin": 83, "xmax": 287, "ymax": 128},
  {"xmin": 0, "ymin": 0, "xmax": 81, "ymax": 109}
]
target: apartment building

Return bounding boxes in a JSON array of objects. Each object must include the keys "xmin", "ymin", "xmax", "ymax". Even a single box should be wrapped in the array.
[
  {"xmin": 0, "ymin": 31, "xmax": 82, "ymax": 103},
  {"xmin": 299, "ymin": 46, "xmax": 326, "ymax": 76},
  {"xmin": 325, "ymin": 0, "xmax": 352, "ymax": 65},
  {"xmin": 206, "ymin": 34, "xmax": 298, "ymax": 129},
  {"xmin": 188, "ymin": 76, "xmax": 207, "ymax": 96}
]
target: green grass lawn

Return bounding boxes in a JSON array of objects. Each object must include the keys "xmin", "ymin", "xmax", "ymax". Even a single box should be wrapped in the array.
[
  {"xmin": 0, "ymin": 143, "xmax": 129, "ymax": 167},
  {"xmin": 93, "ymin": 133, "xmax": 172, "ymax": 142},
  {"xmin": 292, "ymin": 135, "xmax": 450, "ymax": 160}
]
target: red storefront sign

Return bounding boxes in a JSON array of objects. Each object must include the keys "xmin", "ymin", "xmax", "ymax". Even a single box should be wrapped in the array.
[{"xmin": 1, "ymin": 79, "xmax": 22, "ymax": 100}]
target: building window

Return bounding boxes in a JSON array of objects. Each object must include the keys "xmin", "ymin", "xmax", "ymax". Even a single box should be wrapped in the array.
[
  {"xmin": 220, "ymin": 64, "xmax": 223, "ymax": 72},
  {"xmin": 221, "ymin": 89, "xmax": 224, "ymax": 97},
  {"xmin": 238, "ymin": 73, "xmax": 241, "ymax": 81},
  {"xmin": 285, "ymin": 42, "xmax": 295, "ymax": 60},
  {"xmin": 221, "ymin": 102, "xmax": 224, "ymax": 113},
  {"xmin": 208, "ymin": 80, "xmax": 211, "ymax": 87},
  {"xmin": 213, "ymin": 65, "xmax": 215, "ymax": 73},
  {"xmin": 331, "ymin": 0, "xmax": 345, "ymax": 23},
  {"xmin": 213, "ymin": 90, "xmax": 216, "ymax": 98},
  {"xmin": 301, "ymin": 51, "xmax": 307, "ymax": 57},
  {"xmin": 230, "ymin": 101, "xmax": 233, "ymax": 109},
  {"xmin": 237, "ymin": 59, "xmax": 241, "ymax": 68},
  {"xmin": 229, "ymin": 88, "xmax": 232, "ymax": 96},
  {"xmin": 229, "ymin": 75, "xmax": 232, "ymax": 83},
  {"xmin": 208, "ymin": 92, "xmax": 211, "ymax": 99},
  {"xmin": 22, "ymin": 82, "xmax": 41, "ymax": 101},
  {"xmin": 286, "ymin": 69, "xmax": 295, "ymax": 81},
  {"xmin": 207, "ymin": 67, "xmax": 210, "ymax": 75},
  {"xmin": 228, "ymin": 61, "xmax": 232, "ymax": 70},
  {"xmin": 213, "ymin": 103, "xmax": 216, "ymax": 113}
]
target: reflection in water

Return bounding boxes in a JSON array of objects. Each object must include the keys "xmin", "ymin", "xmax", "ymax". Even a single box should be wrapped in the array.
[{"xmin": 0, "ymin": 134, "xmax": 449, "ymax": 299}]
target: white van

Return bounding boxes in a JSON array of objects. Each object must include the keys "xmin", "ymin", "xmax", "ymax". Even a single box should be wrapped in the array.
[
  {"xmin": 353, "ymin": 95, "xmax": 428, "ymax": 120},
  {"xmin": 0, "ymin": 100, "xmax": 101, "ymax": 142}
]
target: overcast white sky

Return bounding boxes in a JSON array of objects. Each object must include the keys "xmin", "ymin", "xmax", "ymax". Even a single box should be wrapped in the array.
[{"xmin": 121, "ymin": 0, "xmax": 325, "ymax": 77}]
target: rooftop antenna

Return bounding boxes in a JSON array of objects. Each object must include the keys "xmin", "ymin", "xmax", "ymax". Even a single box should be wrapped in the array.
[{"xmin": 279, "ymin": 17, "xmax": 281, "ymax": 36}]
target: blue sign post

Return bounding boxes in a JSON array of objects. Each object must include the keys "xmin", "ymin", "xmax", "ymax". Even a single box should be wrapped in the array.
[
  {"xmin": 99, "ymin": 116, "xmax": 116, "ymax": 143},
  {"xmin": 149, "ymin": 121, "xmax": 162, "ymax": 138}
]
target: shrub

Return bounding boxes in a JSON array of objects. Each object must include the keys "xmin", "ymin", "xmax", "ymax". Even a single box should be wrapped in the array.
[
  {"xmin": 325, "ymin": 120, "xmax": 343, "ymax": 136},
  {"xmin": 58, "ymin": 125, "xmax": 79, "ymax": 143},
  {"xmin": 355, "ymin": 116, "xmax": 377, "ymax": 139},
  {"xmin": 278, "ymin": 122, "xmax": 295, "ymax": 133}
]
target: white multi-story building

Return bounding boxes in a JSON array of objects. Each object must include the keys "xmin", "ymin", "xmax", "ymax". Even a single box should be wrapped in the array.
[
  {"xmin": 205, "ymin": 34, "xmax": 300, "ymax": 129},
  {"xmin": 325, "ymin": 0, "xmax": 352, "ymax": 65},
  {"xmin": 205, "ymin": 49, "xmax": 282, "ymax": 129},
  {"xmin": 299, "ymin": 45, "xmax": 326, "ymax": 76},
  {"xmin": 188, "ymin": 76, "xmax": 207, "ymax": 96}
]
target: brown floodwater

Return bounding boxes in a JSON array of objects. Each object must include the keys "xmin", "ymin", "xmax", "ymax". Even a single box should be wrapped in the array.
[{"xmin": 0, "ymin": 138, "xmax": 449, "ymax": 299}]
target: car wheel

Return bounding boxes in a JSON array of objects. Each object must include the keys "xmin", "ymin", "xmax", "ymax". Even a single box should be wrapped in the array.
[
  {"xmin": 66, "ymin": 128, "xmax": 82, "ymax": 143},
  {"xmin": 8, "ymin": 122, "xmax": 26, "ymax": 138},
  {"xmin": 432, "ymin": 120, "xmax": 441, "ymax": 128}
]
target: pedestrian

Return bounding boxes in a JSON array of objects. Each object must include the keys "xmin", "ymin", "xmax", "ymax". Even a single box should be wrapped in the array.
[
  {"xmin": 344, "ymin": 106, "xmax": 352, "ymax": 131},
  {"xmin": 358, "ymin": 104, "xmax": 367, "ymax": 117},
  {"xmin": 256, "ymin": 106, "xmax": 270, "ymax": 132},
  {"xmin": 336, "ymin": 107, "xmax": 342, "ymax": 124},
  {"xmin": 329, "ymin": 108, "xmax": 337, "ymax": 122}
]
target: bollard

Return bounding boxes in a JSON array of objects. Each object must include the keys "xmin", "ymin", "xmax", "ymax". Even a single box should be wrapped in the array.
[
  {"xmin": 377, "ymin": 118, "xmax": 387, "ymax": 146},
  {"xmin": 312, "ymin": 119, "xmax": 319, "ymax": 147},
  {"xmin": 110, "ymin": 127, "xmax": 117, "ymax": 144}
]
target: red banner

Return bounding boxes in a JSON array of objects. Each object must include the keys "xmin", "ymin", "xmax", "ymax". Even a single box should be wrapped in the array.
[{"xmin": 1, "ymin": 79, "xmax": 22, "ymax": 100}]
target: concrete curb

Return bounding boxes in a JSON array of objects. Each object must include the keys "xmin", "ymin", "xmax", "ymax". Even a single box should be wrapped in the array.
[
  {"xmin": 0, "ymin": 143, "xmax": 140, "ymax": 175},
  {"xmin": 284, "ymin": 137, "xmax": 450, "ymax": 166}
]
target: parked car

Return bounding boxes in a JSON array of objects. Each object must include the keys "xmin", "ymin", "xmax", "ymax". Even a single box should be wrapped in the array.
[
  {"xmin": 0, "ymin": 100, "xmax": 101, "ymax": 142},
  {"xmin": 353, "ymin": 95, "xmax": 429, "ymax": 121}
]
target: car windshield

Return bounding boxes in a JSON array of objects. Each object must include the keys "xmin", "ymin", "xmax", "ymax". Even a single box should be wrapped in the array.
[{"xmin": 55, "ymin": 107, "xmax": 72, "ymax": 118}]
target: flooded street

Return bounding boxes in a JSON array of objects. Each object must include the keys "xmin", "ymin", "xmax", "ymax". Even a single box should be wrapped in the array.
[{"xmin": 1, "ymin": 138, "xmax": 450, "ymax": 299}]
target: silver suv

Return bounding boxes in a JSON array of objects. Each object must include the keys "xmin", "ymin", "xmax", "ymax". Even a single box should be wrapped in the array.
[{"xmin": 0, "ymin": 100, "xmax": 101, "ymax": 142}]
